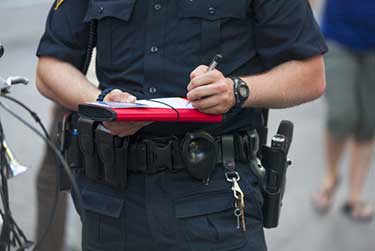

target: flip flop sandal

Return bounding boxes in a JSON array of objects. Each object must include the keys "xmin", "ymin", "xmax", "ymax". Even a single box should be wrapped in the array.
[
  {"xmin": 312, "ymin": 178, "xmax": 340, "ymax": 214},
  {"xmin": 342, "ymin": 201, "xmax": 374, "ymax": 223}
]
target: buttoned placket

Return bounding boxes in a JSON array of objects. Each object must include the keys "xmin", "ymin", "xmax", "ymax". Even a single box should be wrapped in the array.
[{"xmin": 143, "ymin": 1, "xmax": 165, "ymax": 98}]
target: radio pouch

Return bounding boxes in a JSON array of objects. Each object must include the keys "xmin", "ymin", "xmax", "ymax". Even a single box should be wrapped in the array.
[
  {"xmin": 95, "ymin": 124, "xmax": 129, "ymax": 190},
  {"xmin": 78, "ymin": 117, "xmax": 102, "ymax": 181}
]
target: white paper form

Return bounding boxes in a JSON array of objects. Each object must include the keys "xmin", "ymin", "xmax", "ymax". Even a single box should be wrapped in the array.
[{"xmin": 91, "ymin": 97, "xmax": 194, "ymax": 109}]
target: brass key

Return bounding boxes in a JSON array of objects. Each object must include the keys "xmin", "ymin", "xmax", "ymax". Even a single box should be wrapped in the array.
[{"xmin": 238, "ymin": 194, "xmax": 246, "ymax": 232}]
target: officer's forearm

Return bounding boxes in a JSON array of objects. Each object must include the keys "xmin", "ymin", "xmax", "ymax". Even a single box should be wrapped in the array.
[
  {"xmin": 241, "ymin": 55, "xmax": 325, "ymax": 109},
  {"xmin": 36, "ymin": 56, "xmax": 100, "ymax": 111}
]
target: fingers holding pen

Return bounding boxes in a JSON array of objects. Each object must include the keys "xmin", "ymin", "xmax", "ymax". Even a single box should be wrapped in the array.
[
  {"xmin": 187, "ymin": 80, "xmax": 227, "ymax": 101},
  {"xmin": 187, "ymin": 69, "xmax": 224, "ymax": 91},
  {"xmin": 189, "ymin": 65, "xmax": 209, "ymax": 80},
  {"xmin": 190, "ymin": 94, "xmax": 233, "ymax": 114},
  {"xmin": 187, "ymin": 67, "xmax": 236, "ymax": 114},
  {"xmin": 187, "ymin": 54, "xmax": 224, "ymax": 92}
]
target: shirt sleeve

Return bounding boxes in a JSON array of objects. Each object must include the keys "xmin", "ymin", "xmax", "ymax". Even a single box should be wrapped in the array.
[
  {"xmin": 253, "ymin": 0, "xmax": 328, "ymax": 70},
  {"xmin": 36, "ymin": 0, "xmax": 90, "ymax": 70}
]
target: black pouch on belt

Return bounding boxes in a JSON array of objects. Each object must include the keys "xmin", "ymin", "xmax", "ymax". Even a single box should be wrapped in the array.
[
  {"xmin": 95, "ymin": 124, "xmax": 129, "ymax": 190},
  {"xmin": 78, "ymin": 117, "xmax": 102, "ymax": 181},
  {"xmin": 181, "ymin": 131, "xmax": 218, "ymax": 181}
]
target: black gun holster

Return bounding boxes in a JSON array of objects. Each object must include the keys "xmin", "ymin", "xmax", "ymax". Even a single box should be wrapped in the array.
[
  {"xmin": 258, "ymin": 120, "xmax": 293, "ymax": 229},
  {"xmin": 260, "ymin": 145, "xmax": 288, "ymax": 228}
]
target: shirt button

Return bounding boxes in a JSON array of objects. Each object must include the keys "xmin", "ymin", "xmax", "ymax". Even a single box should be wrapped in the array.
[
  {"xmin": 149, "ymin": 87, "xmax": 157, "ymax": 94},
  {"xmin": 154, "ymin": 4, "xmax": 162, "ymax": 11},
  {"xmin": 97, "ymin": 7, "xmax": 104, "ymax": 14},
  {"xmin": 150, "ymin": 46, "xmax": 159, "ymax": 53},
  {"xmin": 208, "ymin": 7, "xmax": 216, "ymax": 15}
]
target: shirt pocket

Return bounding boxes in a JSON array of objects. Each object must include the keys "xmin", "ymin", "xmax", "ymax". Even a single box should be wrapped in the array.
[
  {"xmin": 81, "ymin": 183, "xmax": 126, "ymax": 250},
  {"xmin": 174, "ymin": 189, "xmax": 248, "ymax": 251},
  {"xmin": 84, "ymin": 0, "xmax": 136, "ymax": 67},
  {"xmin": 176, "ymin": 0, "xmax": 250, "ymax": 63}
]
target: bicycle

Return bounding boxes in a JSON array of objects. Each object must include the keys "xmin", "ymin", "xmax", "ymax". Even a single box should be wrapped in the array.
[{"xmin": 0, "ymin": 43, "xmax": 85, "ymax": 251}]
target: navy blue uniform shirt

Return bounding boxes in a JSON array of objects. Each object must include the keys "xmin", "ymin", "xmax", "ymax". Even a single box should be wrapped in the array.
[{"xmin": 37, "ymin": 0, "xmax": 327, "ymax": 136}]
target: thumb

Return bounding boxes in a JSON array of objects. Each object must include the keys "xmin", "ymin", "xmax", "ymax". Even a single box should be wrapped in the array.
[{"xmin": 104, "ymin": 89, "xmax": 136, "ymax": 103}]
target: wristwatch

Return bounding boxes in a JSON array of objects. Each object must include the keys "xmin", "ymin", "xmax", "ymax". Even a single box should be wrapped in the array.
[{"xmin": 229, "ymin": 76, "xmax": 250, "ymax": 109}]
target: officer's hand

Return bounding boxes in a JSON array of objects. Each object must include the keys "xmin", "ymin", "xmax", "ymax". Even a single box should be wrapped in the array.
[
  {"xmin": 187, "ymin": 65, "xmax": 235, "ymax": 114},
  {"xmin": 103, "ymin": 89, "xmax": 149, "ymax": 137}
]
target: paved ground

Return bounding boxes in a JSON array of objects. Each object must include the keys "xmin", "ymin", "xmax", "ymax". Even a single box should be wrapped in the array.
[{"xmin": 0, "ymin": 1, "xmax": 374, "ymax": 251}]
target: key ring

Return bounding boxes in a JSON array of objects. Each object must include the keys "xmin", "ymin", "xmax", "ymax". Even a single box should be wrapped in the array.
[
  {"xmin": 225, "ymin": 171, "xmax": 240, "ymax": 183},
  {"xmin": 234, "ymin": 208, "xmax": 242, "ymax": 217},
  {"xmin": 232, "ymin": 179, "xmax": 244, "ymax": 200}
]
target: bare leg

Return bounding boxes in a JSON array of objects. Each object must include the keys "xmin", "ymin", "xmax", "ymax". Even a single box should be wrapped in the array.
[
  {"xmin": 347, "ymin": 139, "xmax": 374, "ymax": 203},
  {"xmin": 340, "ymin": 139, "xmax": 375, "ymax": 221},
  {"xmin": 322, "ymin": 131, "xmax": 346, "ymax": 187},
  {"xmin": 312, "ymin": 130, "xmax": 346, "ymax": 211}
]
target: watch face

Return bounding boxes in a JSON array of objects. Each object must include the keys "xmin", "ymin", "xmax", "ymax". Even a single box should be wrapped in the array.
[{"xmin": 239, "ymin": 84, "xmax": 249, "ymax": 98}]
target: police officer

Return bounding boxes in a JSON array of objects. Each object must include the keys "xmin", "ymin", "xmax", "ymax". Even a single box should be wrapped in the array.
[{"xmin": 36, "ymin": 0, "xmax": 327, "ymax": 250}]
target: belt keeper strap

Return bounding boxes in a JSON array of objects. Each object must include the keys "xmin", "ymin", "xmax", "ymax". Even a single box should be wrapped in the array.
[
  {"xmin": 95, "ymin": 125, "xmax": 115, "ymax": 186},
  {"xmin": 221, "ymin": 135, "xmax": 236, "ymax": 171}
]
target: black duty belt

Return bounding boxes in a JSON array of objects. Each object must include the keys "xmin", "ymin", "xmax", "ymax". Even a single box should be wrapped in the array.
[
  {"xmin": 77, "ymin": 117, "xmax": 260, "ymax": 190},
  {"xmin": 127, "ymin": 132, "xmax": 258, "ymax": 174}
]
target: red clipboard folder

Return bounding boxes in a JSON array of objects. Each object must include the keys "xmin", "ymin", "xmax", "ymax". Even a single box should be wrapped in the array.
[{"xmin": 78, "ymin": 103, "xmax": 222, "ymax": 123}]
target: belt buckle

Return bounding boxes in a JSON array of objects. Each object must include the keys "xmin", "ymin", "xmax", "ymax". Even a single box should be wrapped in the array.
[{"xmin": 145, "ymin": 139, "xmax": 173, "ymax": 173}]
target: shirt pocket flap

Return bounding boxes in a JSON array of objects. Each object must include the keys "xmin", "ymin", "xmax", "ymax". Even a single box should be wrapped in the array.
[
  {"xmin": 178, "ymin": 0, "xmax": 248, "ymax": 20},
  {"xmin": 82, "ymin": 187, "xmax": 124, "ymax": 218},
  {"xmin": 84, "ymin": 0, "xmax": 136, "ymax": 22},
  {"xmin": 175, "ymin": 190, "xmax": 234, "ymax": 218}
]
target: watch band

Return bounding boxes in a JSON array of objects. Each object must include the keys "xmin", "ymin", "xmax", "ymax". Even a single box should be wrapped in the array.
[
  {"xmin": 96, "ymin": 87, "xmax": 114, "ymax": 102},
  {"xmin": 229, "ymin": 76, "xmax": 249, "ymax": 109}
]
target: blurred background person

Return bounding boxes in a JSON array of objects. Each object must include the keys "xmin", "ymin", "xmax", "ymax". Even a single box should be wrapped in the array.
[
  {"xmin": 35, "ymin": 51, "xmax": 97, "ymax": 251},
  {"xmin": 312, "ymin": 0, "xmax": 375, "ymax": 221},
  {"xmin": 35, "ymin": 105, "xmax": 69, "ymax": 251}
]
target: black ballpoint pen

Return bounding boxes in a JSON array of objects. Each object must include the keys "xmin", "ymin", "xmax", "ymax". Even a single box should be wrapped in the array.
[{"xmin": 186, "ymin": 54, "xmax": 223, "ymax": 107}]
